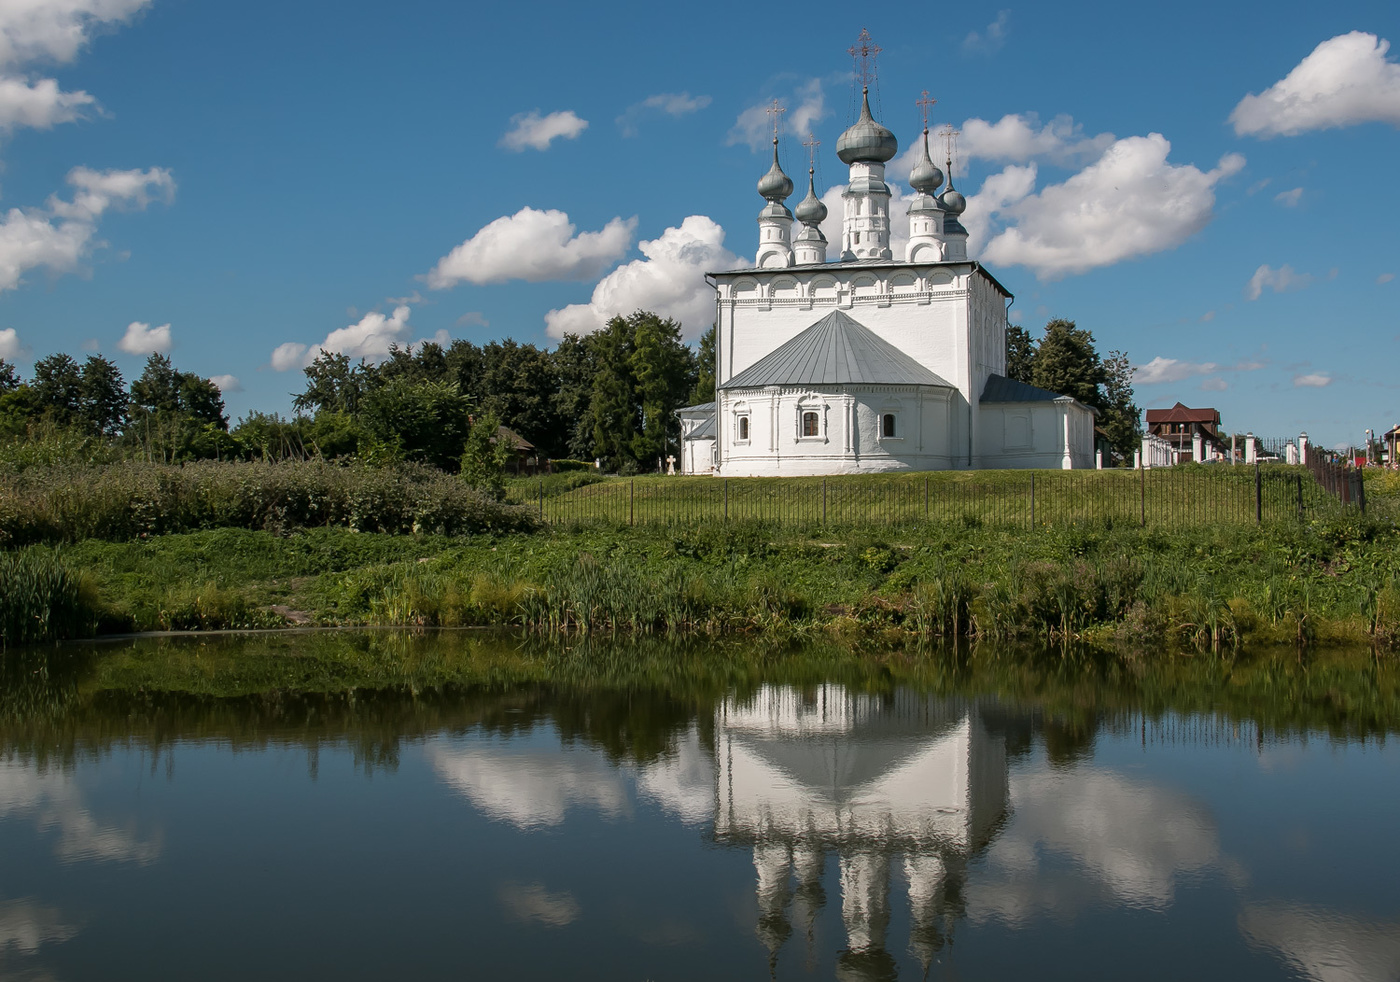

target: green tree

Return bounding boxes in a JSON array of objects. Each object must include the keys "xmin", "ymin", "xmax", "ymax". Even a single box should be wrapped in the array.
[
  {"xmin": 476, "ymin": 340, "xmax": 561, "ymax": 454},
  {"xmin": 0, "ymin": 360, "xmax": 18, "ymax": 394},
  {"xmin": 128, "ymin": 354, "xmax": 230, "ymax": 461},
  {"xmin": 30, "ymin": 353, "xmax": 83, "ymax": 427},
  {"xmin": 629, "ymin": 313, "xmax": 695, "ymax": 467},
  {"xmin": 1098, "ymin": 350, "xmax": 1141, "ymax": 462},
  {"xmin": 359, "ymin": 377, "xmax": 472, "ymax": 471},
  {"xmin": 459, "ymin": 410, "xmax": 516, "ymax": 500},
  {"xmin": 78, "ymin": 356, "xmax": 127, "ymax": 436},
  {"xmin": 1031, "ymin": 319, "xmax": 1104, "ymax": 406},
  {"xmin": 295, "ymin": 351, "xmax": 371, "ymax": 416},
  {"xmin": 551, "ymin": 334, "xmax": 598, "ymax": 460},
  {"xmin": 690, "ymin": 324, "xmax": 716, "ymax": 405},
  {"xmin": 1005, "ymin": 325, "xmax": 1036, "ymax": 383},
  {"xmin": 589, "ymin": 315, "xmax": 637, "ymax": 469}
]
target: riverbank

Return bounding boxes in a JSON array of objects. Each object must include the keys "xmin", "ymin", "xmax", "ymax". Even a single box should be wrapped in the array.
[{"xmin": 4, "ymin": 508, "xmax": 1398, "ymax": 654}]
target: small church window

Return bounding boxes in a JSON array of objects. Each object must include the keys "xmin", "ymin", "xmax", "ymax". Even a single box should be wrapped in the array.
[
  {"xmin": 882, "ymin": 413, "xmax": 897, "ymax": 438},
  {"xmin": 802, "ymin": 412, "xmax": 819, "ymax": 437},
  {"xmin": 738, "ymin": 416, "xmax": 749, "ymax": 441}
]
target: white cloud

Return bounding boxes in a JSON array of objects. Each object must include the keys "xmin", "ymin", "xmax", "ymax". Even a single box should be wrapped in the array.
[
  {"xmin": 1200, "ymin": 377, "xmax": 1228, "ymax": 392},
  {"xmin": 498, "ymin": 882, "xmax": 581, "ymax": 927},
  {"xmin": 1240, "ymin": 904, "xmax": 1400, "ymax": 982},
  {"xmin": 1133, "ymin": 355, "xmax": 1265, "ymax": 385},
  {"xmin": 962, "ymin": 162, "xmax": 1038, "ymax": 255},
  {"xmin": 1231, "ymin": 32, "xmax": 1400, "ymax": 138},
  {"xmin": 0, "ymin": 74, "xmax": 94, "ymax": 131},
  {"xmin": 1200, "ymin": 310, "xmax": 1216, "ymax": 321},
  {"xmin": 1246, "ymin": 263, "xmax": 1313, "ymax": 300},
  {"xmin": 728, "ymin": 79, "xmax": 825, "ymax": 152},
  {"xmin": 456, "ymin": 311, "xmax": 488, "ymax": 327},
  {"xmin": 545, "ymin": 215, "xmax": 741, "ymax": 340},
  {"xmin": 0, "ymin": 326, "xmax": 19, "ymax": 358},
  {"xmin": 209, "ymin": 373, "xmax": 240, "ymax": 393},
  {"xmin": 430, "ymin": 742, "xmax": 631, "ymax": 829},
  {"xmin": 617, "ymin": 91, "xmax": 711, "ymax": 136},
  {"xmin": 0, "ymin": 166, "xmax": 172, "ymax": 294},
  {"xmin": 0, "ymin": 0, "xmax": 149, "ymax": 138},
  {"xmin": 116, "ymin": 320, "xmax": 169, "ymax": 355},
  {"xmin": 964, "ymin": 113, "xmax": 1113, "ymax": 167},
  {"xmin": 962, "ymin": 10, "xmax": 1011, "ymax": 54},
  {"xmin": 0, "ymin": 0, "xmax": 151, "ymax": 70},
  {"xmin": 0, "ymin": 898, "xmax": 79, "ymax": 955},
  {"xmin": 1377, "ymin": 272, "xmax": 1394, "ymax": 285},
  {"xmin": 425, "ymin": 207, "xmax": 635, "ymax": 288},
  {"xmin": 499, "ymin": 109, "xmax": 587, "ymax": 151},
  {"xmin": 0, "ymin": 759, "xmax": 159, "ymax": 865},
  {"xmin": 1293, "ymin": 372, "xmax": 1332, "ymax": 387},
  {"xmin": 269, "ymin": 341, "xmax": 308, "ymax": 372},
  {"xmin": 977, "ymin": 135, "xmax": 1245, "ymax": 279},
  {"xmin": 1274, "ymin": 187, "xmax": 1303, "ymax": 207}
]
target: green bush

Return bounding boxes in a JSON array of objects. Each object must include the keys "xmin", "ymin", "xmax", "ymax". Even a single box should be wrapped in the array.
[{"xmin": 0, "ymin": 550, "xmax": 100, "ymax": 647}]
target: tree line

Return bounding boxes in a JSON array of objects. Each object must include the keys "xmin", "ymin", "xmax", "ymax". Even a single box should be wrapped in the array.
[{"xmin": 0, "ymin": 311, "xmax": 1140, "ymax": 472}]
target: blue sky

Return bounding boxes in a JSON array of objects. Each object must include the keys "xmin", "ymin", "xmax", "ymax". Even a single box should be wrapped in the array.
[{"xmin": 0, "ymin": 0, "xmax": 1395, "ymax": 447}]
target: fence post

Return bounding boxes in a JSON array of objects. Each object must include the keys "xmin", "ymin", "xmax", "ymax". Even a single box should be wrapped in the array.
[
  {"xmin": 1296, "ymin": 474, "xmax": 1303, "ymax": 520},
  {"xmin": 823, "ymin": 478, "xmax": 828, "ymax": 526},
  {"xmin": 1260, "ymin": 462, "xmax": 1271, "ymax": 523},
  {"xmin": 539, "ymin": 479, "xmax": 544, "ymax": 521},
  {"xmin": 630, "ymin": 478, "xmax": 635, "ymax": 526},
  {"xmin": 1357, "ymin": 471, "xmax": 1366, "ymax": 515},
  {"xmin": 1136, "ymin": 462, "xmax": 1148, "ymax": 523},
  {"xmin": 924, "ymin": 476, "xmax": 929, "ymax": 520},
  {"xmin": 724, "ymin": 478, "xmax": 729, "ymax": 522},
  {"xmin": 1030, "ymin": 473, "xmax": 1036, "ymax": 528}
]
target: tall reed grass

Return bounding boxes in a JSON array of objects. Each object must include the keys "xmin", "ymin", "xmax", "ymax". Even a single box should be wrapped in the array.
[
  {"xmin": 0, "ymin": 459, "xmax": 537, "ymax": 546},
  {"xmin": 0, "ymin": 550, "xmax": 99, "ymax": 647}
]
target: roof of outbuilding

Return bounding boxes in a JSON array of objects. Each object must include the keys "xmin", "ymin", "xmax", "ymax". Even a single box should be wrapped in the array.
[
  {"xmin": 980, "ymin": 373, "xmax": 1096, "ymax": 413},
  {"xmin": 676, "ymin": 402, "xmax": 715, "ymax": 416},
  {"xmin": 719, "ymin": 310, "xmax": 954, "ymax": 390},
  {"xmin": 1144, "ymin": 402, "xmax": 1220, "ymax": 424}
]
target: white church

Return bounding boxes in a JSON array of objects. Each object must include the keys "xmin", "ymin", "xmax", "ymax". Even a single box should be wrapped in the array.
[{"xmin": 680, "ymin": 42, "xmax": 1096, "ymax": 476}]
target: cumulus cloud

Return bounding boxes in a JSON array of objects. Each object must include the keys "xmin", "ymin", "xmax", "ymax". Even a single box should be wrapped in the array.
[
  {"xmin": 1273, "ymin": 187, "xmax": 1303, "ymax": 207},
  {"xmin": 1231, "ymin": 32, "xmax": 1400, "ymax": 138},
  {"xmin": 430, "ymin": 742, "xmax": 631, "ymax": 829},
  {"xmin": 0, "ymin": 165, "xmax": 173, "ymax": 294},
  {"xmin": 1133, "ymin": 356, "xmax": 1265, "ymax": 385},
  {"xmin": 962, "ymin": 10, "xmax": 1011, "ymax": 54},
  {"xmin": 269, "ymin": 342, "xmax": 307, "ymax": 372},
  {"xmin": 269, "ymin": 305, "xmax": 416, "ymax": 372},
  {"xmin": 1200, "ymin": 377, "xmax": 1228, "ymax": 392},
  {"xmin": 499, "ymin": 109, "xmax": 587, "ymax": 151},
  {"xmin": 728, "ymin": 78, "xmax": 825, "ymax": 152},
  {"xmin": 1293, "ymin": 373, "xmax": 1331, "ymax": 387},
  {"xmin": 456, "ymin": 311, "xmax": 488, "ymax": 327},
  {"xmin": 0, "ymin": 0, "xmax": 149, "ymax": 137},
  {"xmin": 116, "ymin": 320, "xmax": 169, "ymax": 355},
  {"xmin": 545, "ymin": 215, "xmax": 741, "ymax": 340},
  {"xmin": 1246, "ymin": 263, "xmax": 1314, "ymax": 300},
  {"xmin": 425, "ymin": 207, "xmax": 635, "ymax": 288},
  {"xmin": 0, "ymin": 898, "xmax": 79, "ymax": 955},
  {"xmin": 617, "ymin": 91, "xmax": 711, "ymax": 136},
  {"xmin": 891, "ymin": 113, "xmax": 1113, "ymax": 185},
  {"xmin": 976, "ymin": 135, "xmax": 1244, "ymax": 279},
  {"xmin": 0, "ymin": 759, "xmax": 160, "ymax": 865},
  {"xmin": 1240, "ymin": 904, "xmax": 1400, "ymax": 982},
  {"xmin": 0, "ymin": 326, "xmax": 19, "ymax": 358},
  {"xmin": 209, "ymin": 373, "xmax": 240, "ymax": 393}
]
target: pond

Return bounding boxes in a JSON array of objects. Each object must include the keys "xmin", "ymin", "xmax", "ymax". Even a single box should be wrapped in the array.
[{"xmin": 1, "ymin": 632, "xmax": 1397, "ymax": 980}]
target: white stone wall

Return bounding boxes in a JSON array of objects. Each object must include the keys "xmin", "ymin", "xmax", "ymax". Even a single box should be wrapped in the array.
[
  {"xmin": 977, "ymin": 401, "xmax": 1096, "ymax": 470},
  {"xmin": 680, "ymin": 437, "xmax": 715, "ymax": 475},
  {"xmin": 719, "ymin": 384, "xmax": 958, "ymax": 476}
]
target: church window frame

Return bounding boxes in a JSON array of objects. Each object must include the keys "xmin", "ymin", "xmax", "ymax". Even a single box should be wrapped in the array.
[
  {"xmin": 881, "ymin": 413, "xmax": 898, "ymax": 439},
  {"xmin": 802, "ymin": 411, "xmax": 820, "ymax": 438},
  {"xmin": 795, "ymin": 397, "xmax": 827, "ymax": 443},
  {"xmin": 734, "ymin": 406, "xmax": 751, "ymax": 445}
]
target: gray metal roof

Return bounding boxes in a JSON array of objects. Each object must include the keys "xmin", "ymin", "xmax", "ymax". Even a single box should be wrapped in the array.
[
  {"xmin": 720, "ymin": 310, "xmax": 954, "ymax": 390},
  {"xmin": 683, "ymin": 414, "xmax": 716, "ymax": 441},
  {"xmin": 980, "ymin": 373, "xmax": 1088, "ymax": 409},
  {"xmin": 676, "ymin": 401, "xmax": 715, "ymax": 416}
]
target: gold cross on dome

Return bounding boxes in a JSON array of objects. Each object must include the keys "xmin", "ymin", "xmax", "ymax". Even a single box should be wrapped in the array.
[
  {"xmin": 848, "ymin": 28, "xmax": 881, "ymax": 89},
  {"xmin": 765, "ymin": 99, "xmax": 786, "ymax": 139},
  {"xmin": 917, "ymin": 90, "xmax": 937, "ymax": 129},
  {"xmin": 939, "ymin": 123, "xmax": 961, "ymax": 167},
  {"xmin": 802, "ymin": 131, "xmax": 820, "ymax": 169}
]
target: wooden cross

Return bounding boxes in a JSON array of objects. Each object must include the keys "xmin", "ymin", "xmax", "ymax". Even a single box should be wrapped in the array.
[{"xmin": 848, "ymin": 28, "xmax": 881, "ymax": 89}]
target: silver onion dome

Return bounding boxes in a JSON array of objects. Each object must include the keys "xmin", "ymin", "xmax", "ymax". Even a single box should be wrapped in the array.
[
  {"xmin": 794, "ymin": 169, "xmax": 828, "ymax": 225},
  {"xmin": 938, "ymin": 187, "xmax": 967, "ymax": 215},
  {"xmin": 836, "ymin": 87, "xmax": 898, "ymax": 165},
  {"xmin": 757, "ymin": 139, "xmax": 794, "ymax": 201},
  {"xmin": 909, "ymin": 130, "xmax": 944, "ymax": 194}
]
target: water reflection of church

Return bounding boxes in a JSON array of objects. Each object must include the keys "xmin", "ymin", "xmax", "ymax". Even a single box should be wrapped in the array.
[{"xmin": 713, "ymin": 685, "xmax": 1009, "ymax": 980}]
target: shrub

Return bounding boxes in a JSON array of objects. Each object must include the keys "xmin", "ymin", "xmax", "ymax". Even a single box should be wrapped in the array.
[{"xmin": 0, "ymin": 549, "xmax": 100, "ymax": 647}]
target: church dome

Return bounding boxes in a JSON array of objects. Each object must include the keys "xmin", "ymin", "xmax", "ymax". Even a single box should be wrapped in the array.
[
  {"xmin": 757, "ymin": 139, "xmax": 794, "ymax": 201},
  {"xmin": 794, "ymin": 170, "xmax": 828, "ymax": 225},
  {"xmin": 909, "ymin": 130, "xmax": 944, "ymax": 194},
  {"xmin": 939, "ymin": 187, "xmax": 966, "ymax": 215},
  {"xmin": 836, "ymin": 88, "xmax": 898, "ymax": 165}
]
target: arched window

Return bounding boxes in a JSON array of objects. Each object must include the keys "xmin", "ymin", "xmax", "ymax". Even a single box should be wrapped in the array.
[
  {"xmin": 802, "ymin": 411, "xmax": 819, "ymax": 437},
  {"xmin": 882, "ymin": 413, "xmax": 897, "ymax": 438},
  {"xmin": 738, "ymin": 416, "xmax": 749, "ymax": 441}
]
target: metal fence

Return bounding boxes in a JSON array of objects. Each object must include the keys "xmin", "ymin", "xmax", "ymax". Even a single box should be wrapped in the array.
[
  {"xmin": 532, "ymin": 465, "xmax": 1341, "ymax": 529},
  {"xmin": 1305, "ymin": 453, "xmax": 1367, "ymax": 512}
]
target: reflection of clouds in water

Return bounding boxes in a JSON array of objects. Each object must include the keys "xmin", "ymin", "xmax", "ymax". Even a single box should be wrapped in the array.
[
  {"xmin": 0, "ymin": 899, "xmax": 78, "ymax": 954},
  {"xmin": 497, "ymin": 882, "xmax": 581, "ymax": 927},
  {"xmin": 1240, "ymin": 904, "xmax": 1400, "ymax": 982},
  {"xmin": 429, "ymin": 742, "xmax": 631, "ymax": 829},
  {"xmin": 969, "ymin": 767, "xmax": 1219, "ymax": 924},
  {"xmin": 429, "ymin": 726, "xmax": 713, "ymax": 830},
  {"xmin": 0, "ymin": 761, "xmax": 160, "ymax": 865},
  {"xmin": 634, "ymin": 727, "xmax": 712, "ymax": 824}
]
